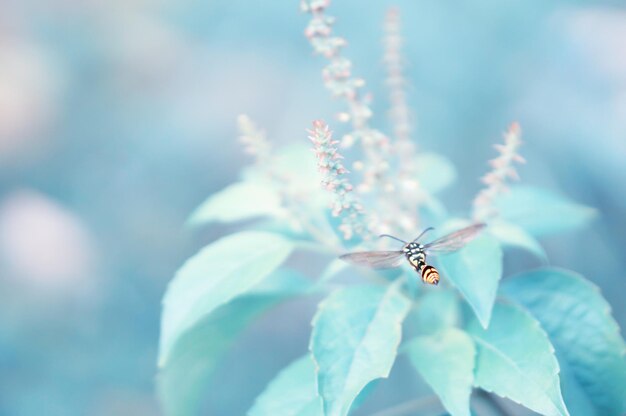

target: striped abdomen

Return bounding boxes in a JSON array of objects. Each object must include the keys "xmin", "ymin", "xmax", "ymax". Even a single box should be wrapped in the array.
[
  {"xmin": 406, "ymin": 248, "xmax": 440, "ymax": 285},
  {"xmin": 421, "ymin": 265, "xmax": 440, "ymax": 285}
]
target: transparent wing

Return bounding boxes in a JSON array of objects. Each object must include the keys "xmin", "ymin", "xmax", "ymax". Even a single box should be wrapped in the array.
[
  {"xmin": 339, "ymin": 250, "xmax": 404, "ymax": 269},
  {"xmin": 423, "ymin": 223, "xmax": 486, "ymax": 255}
]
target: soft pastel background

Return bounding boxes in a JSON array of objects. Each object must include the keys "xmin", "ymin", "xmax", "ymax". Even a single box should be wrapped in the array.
[{"xmin": 0, "ymin": 1, "xmax": 624, "ymax": 415}]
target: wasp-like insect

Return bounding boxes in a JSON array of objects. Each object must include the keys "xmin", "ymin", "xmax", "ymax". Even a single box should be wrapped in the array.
[{"xmin": 339, "ymin": 223, "xmax": 486, "ymax": 285}]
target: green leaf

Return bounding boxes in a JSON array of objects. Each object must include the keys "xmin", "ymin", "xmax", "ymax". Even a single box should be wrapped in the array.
[
  {"xmin": 159, "ymin": 231, "xmax": 293, "ymax": 366},
  {"xmin": 158, "ymin": 270, "xmax": 311, "ymax": 416},
  {"xmin": 405, "ymin": 329, "xmax": 475, "ymax": 416},
  {"xmin": 310, "ymin": 284, "xmax": 411, "ymax": 416},
  {"xmin": 436, "ymin": 234, "xmax": 503, "ymax": 328},
  {"xmin": 413, "ymin": 289, "xmax": 460, "ymax": 336},
  {"xmin": 248, "ymin": 355, "xmax": 323, "ymax": 416},
  {"xmin": 415, "ymin": 153, "xmax": 457, "ymax": 194},
  {"xmin": 501, "ymin": 268, "xmax": 626, "ymax": 416},
  {"xmin": 187, "ymin": 181, "xmax": 283, "ymax": 226},
  {"xmin": 467, "ymin": 302, "xmax": 569, "ymax": 416},
  {"xmin": 488, "ymin": 220, "xmax": 547, "ymax": 262},
  {"xmin": 494, "ymin": 186, "xmax": 596, "ymax": 236}
]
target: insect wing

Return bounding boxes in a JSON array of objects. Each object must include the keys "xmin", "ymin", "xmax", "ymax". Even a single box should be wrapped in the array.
[
  {"xmin": 423, "ymin": 223, "xmax": 486, "ymax": 255},
  {"xmin": 339, "ymin": 250, "xmax": 404, "ymax": 269}
]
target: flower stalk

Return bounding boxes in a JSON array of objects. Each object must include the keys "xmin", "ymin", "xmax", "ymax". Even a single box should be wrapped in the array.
[
  {"xmin": 238, "ymin": 114, "xmax": 272, "ymax": 166},
  {"xmin": 302, "ymin": 1, "xmax": 391, "ymax": 193},
  {"xmin": 308, "ymin": 120, "xmax": 373, "ymax": 240},
  {"xmin": 382, "ymin": 8, "xmax": 422, "ymax": 232},
  {"xmin": 303, "ymin": 1, "xmax": 424, "ymax": 237},
  {"xmin": 473, "ymin": 122, "xmax": 525, "ymax": 221},
  {"xmin": 239, "ymin": 115, "xmax": 339, "ymax": 248},
  {"xmin": 384, "ymin": 7, "xmax": 414, "ymax": 160}
]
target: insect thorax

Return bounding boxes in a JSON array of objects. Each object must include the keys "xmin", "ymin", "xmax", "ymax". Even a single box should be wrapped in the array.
[
  {"xmin": 403, "ymin": 243, "xmax": 438, "ymax": 284},
  {"xmin": 404, "ymin": 243, "xmax": 426, "ymax": 270}
]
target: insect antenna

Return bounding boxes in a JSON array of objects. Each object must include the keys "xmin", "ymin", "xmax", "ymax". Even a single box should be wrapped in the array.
[
  {"xmin": 378, "ymin": 234, "xmax": 407, "ymax": 244},
  {"xmin": 413, "ymin": 227, "xmax": 435, "ymax": 242}
]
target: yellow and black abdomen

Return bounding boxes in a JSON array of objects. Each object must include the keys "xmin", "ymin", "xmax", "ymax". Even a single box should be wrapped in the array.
[
  {"xmin": 406, "ymin": 248, "xmax": 440, "ymax": 285},
  {"xmin": 421, "ymin": 265, "xmax": 440, "ymax": 285}
]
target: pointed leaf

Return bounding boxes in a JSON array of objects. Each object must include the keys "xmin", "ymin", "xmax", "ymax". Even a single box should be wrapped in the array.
[
  {"xmin": 494, "ymin": 186, "xmax": 596, "ymax": 236},
  {"xmin": 159, "ymin": 231, "xmax": 293, "ymax": 366},
  {"xmin": 488, "ymin": 220, "xmax": 547, "ymax": 262},
  {"xmin": 467, "ymin": 302, "xmax": 569, "ymax": 416},
  {"xmin": 501, "ymin": 268, "xmax": 626, "ymax": 416},
  {"xmin": 159, "ymin": 270, "xmax": 311, "ymax": 416},
  {"xmin": 405, "ymin": 329, "xmax": 475, "ymax": 416},
  {"xmin": 437, "ymin": 234, "xmax": 503, "ymax": 328},
  {"xmin": 249, "ymin": 355, "xmax": 323, "ymax": 416},
  {"xmin": 310, "ymin": 284, "xmax": 411, "ymax": 416},
  {"xmin": 187, "ymin": 181, "xmax": 283, "ymax": 226}
]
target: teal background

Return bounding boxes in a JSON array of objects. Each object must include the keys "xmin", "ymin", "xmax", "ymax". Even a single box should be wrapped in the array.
[{"xmin": 0, "ymin": 1, "xmax": 624, "ymax": 414}]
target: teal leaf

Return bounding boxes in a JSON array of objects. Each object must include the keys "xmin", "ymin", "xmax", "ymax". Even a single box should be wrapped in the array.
[
  {"xmin": 557, "ymin": 356, "xmax": 598, "ymax": 416},
  {"xmin": 405, "ymin": 329, "xmax": 475, "ymax": 416},
  {"xmin": 158, "ymin": 297, "xmax": 275, "ymax": 416},
  {"xmin": 414, "ymin": 289, "xmax": 460, "ymax": 336},
  {"xmin": 350, "ymin": 380, "xmax": 379, "ymax": 413},
  {"xmin": 501, "ymin": 268, "xmax": 626, "ymax": 416},
  {"xmin": 310, "ymin": 284, "xmax": 411, "ymax": 416},
  {"xmin": 436, "ymin": 234, "xmax": 503, "ymax": 328},
  {"xmin": 488, "ymin": 220, "xmax": 547, "ymax": 262},
  {"xmin": 187, "ymin": 181, "xmax": 283, "ymax": 226},
  {"xmin": 159, "ymin": 231, "xmax": 294, "ymax": 366},
  {"xmin": 467, "ymin": 302, "xmax": 569, "ymax": 416},
  {"xmin": 249, "ymin": 355, "xmax": 323, "ymax": 416},
  {"xmin": 242, "ymin": 143, "xmax": 329, "ymax": 211},
  {"xmin": 494, "ymin": 186, "xmax": 596, "ymax": 236},
  {"xmin": 415, "ymin": 153, "xmax": 457, "ymax": 194},
  {"xmin": 159, "ymin": 270, "xmax": 311, "ymax": 416}
]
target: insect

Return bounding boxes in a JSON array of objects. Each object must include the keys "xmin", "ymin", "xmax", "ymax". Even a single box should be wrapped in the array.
[{"xmin": 339, "ymin": 223, "xmax": 486, "ymax": 285}]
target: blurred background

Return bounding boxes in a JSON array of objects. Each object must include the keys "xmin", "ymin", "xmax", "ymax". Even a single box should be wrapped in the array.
[{"xmin": 0, "ymin": 0, "xmax": 624, "ymax": 415}]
